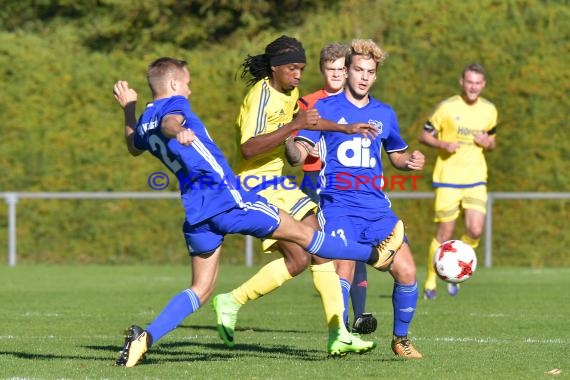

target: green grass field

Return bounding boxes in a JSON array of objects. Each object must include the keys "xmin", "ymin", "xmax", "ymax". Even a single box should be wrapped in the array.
[{"xmin": 1, "ymin": 264, "xmax": 568, "ymax": 379}]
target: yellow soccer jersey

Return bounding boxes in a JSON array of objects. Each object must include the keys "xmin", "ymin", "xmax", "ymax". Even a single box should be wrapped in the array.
[
  {"xmin": 234, "ymin": 78, "xmax": 300, "ymax": 186},
  {"xmin": 430, "ymin": 95, "xmax": 498, "ymax": 187}
]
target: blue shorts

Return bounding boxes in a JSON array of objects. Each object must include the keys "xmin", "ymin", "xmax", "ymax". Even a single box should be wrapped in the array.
[
  {"xmin": 183, "ymin": 192, "xmax": 280, "ymax": 256},
  {"xmin": 318, "ymin": 207, "xmax": 403, "ymax": 247}
]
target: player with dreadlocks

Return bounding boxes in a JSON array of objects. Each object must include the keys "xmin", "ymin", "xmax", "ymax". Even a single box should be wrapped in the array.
[{"xmin": 213, "ymin": 35, "xmax": 381, "ymax": 356}]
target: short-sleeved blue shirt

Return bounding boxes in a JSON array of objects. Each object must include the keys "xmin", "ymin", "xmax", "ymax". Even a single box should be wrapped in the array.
[
  {"xmin": 296, "ymin": 92, "xmax": 408, "ymax": 216},
  {"xmin": 134, "ymin": 96, "xmax": 246, "ymax": 224}
]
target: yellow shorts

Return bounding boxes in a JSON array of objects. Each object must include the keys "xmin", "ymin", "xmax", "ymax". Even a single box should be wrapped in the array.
[
  {"xmin": 259, "ymin": 180, "xmax": 317, "ymax": 253},
  {"xmin": 434, "ymin": 185, "xmax": 487, "ymax": 223}
]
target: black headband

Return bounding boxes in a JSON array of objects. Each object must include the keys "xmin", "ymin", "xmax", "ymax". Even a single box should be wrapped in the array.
[{"xmin": 269, "ymin": 50, "xmax": 306, "ymax": 66}]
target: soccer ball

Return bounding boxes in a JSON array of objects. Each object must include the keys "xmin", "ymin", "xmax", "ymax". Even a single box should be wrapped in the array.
[{"xmin": 434, "ymin": 240, "xmax": 477, "ymax": 284}]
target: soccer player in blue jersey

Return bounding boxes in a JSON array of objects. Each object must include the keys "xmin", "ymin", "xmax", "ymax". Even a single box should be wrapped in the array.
[
  {"xmin": 297, "ymin": 42, "xmax": 376, "ymax": 335},
  {"xmin": 419, "ymin": 63, "xmax": 498, "ymax": 300},
  {"xmin": 111, "ymin": 57, "xmax": 401, "ymax": 367},
  {"xmin": 287, "ymin": 39, "xmax": 425, "ymax": 358}
]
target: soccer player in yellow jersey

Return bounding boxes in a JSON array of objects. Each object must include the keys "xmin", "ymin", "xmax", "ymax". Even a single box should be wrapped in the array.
[
  {"xmin": 213, "ymin": 35, "xmax": 380, "ymax": 356},
  {"xmin": 419, "ymin": 63, "xmax": 498, "ymax": 300}
]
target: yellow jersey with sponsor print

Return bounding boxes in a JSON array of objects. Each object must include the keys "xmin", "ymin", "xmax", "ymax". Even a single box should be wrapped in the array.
[
  {"xmin": 429, "ymin": 95, "xmax": 498, "ymax": 187},
  {"xmin": 234, "ymin": 78, "xmax": 300, "ymax": 187}
]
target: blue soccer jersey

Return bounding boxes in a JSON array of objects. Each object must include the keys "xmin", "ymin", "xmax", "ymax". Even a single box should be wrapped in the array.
[
  {"xmin": 296, "ymin": 92, "xmax": 408, "ymax": 214},
  {"xmin": 134, "ymin": 96, "xmax": 246, "ymax": 224}
]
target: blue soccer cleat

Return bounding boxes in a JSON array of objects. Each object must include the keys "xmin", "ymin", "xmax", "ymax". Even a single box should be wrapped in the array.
[
  {"xmin": 423, "ymin": 289, "xmax": 436, "ymax": 300},
  {"xmin": 447, "ymin": 283, "xmax": 460, "ymax": 296}
]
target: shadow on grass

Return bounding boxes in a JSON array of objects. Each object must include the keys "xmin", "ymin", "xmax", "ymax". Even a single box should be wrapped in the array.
[
  {"xmin": 1, "ymin": 321, "xmax": 389, "ymax": 365},
  {"xmin": 2, "ymin": 337, "xmax": 395, "ymax": 366},
  {"xmin": 159, "ymin": 341, "xmax": 325, "ymax": 362},
  {"xmin": 178, "ymin": 323, "xmax": 312, "ymax": 334},
  {"xmin": 80, "ymin": 340, "xmax": 326, "ymax": 363},
  {"xmin": 0, "ymin": 350, "xmax": 110, "ymax": 362}
]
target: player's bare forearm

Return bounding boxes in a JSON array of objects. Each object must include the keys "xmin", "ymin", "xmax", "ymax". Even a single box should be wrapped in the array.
[
  {"xmin": 122, "ymin": 102, "xmax": 137, "ymax": 128},
  {"xmin": 389, "ymin": 151, "xmax": 412, "ymax": 170},
  {"xmin": 486, "ymin": 137, "xmax": 496, "ymax": 151},
  {"xmin": 418, "ymin": 130, "xmax": 442, "ymax": 149},
  {"xmin": 240, "ymin": 123, "xmax": 297, "ymax": 160},
  {"xmin": 291, "ymin": 108, "xmax": 377, "ymax": 137},
  {"xmin": 122, "ymin": 104, "xmax": 142, "ymax": 156},
  {"xmin": 161, "ymin": 115, "xmax": 186, "ymax": 138},
  {"xmin": 307, "ymin": 119, "xmax": 378, "ymax": 139},
  {"xmin": 114, "ymin": 83, "xmax": 137, "ymax": 132},
  {"xmin": 124, "ymin": 129, "xmax": 143, "ymax": 157},
  {"xmin": 113, "ymin": 80, "xmax": 143, "ymax": 156},
  {"xmin": 474, "ymin": 133, "xmax": 496, "ymax": 151},
  {"xmin": 122, "ymin": 104, "xmax": 137, "ymax": 147},
  {"xmin": 241, "ymin": 107, "xmax": 321, "ymax": 159},
  {"xmin": 389, "ymin": 150, "xmax": 425, "ymax": 171},
  {"xmin": 161, "ymin": 115, "xmax": 195, "ymax": 146},
  {"xmin": 419, "ymin": 130, "xmax": 459, "ymax": 154}
]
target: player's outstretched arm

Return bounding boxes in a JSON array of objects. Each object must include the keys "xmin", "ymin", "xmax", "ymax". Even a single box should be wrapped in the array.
[
  {"xmin": 113, "ymin": 80, "xmax": 144, "ymax": 157},
  {"xmin": 306, "ymin": 118, "xmax": 378, "ymax": 140}
]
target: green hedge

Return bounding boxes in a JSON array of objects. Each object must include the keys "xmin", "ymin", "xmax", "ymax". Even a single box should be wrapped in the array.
[{"xmin": 0, "ymin": 0, "xmax": 568, "ymax": 265}]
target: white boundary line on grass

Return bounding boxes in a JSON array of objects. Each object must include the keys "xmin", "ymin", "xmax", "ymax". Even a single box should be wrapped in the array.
[{"xmin": 416, "ymin": 336, "xmax": 566, "ymax": 344}]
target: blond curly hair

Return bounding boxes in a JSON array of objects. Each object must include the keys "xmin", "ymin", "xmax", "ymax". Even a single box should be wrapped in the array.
[{"xmin": 347, "ymin": 39, "xmax": 387, "ymax": 67}]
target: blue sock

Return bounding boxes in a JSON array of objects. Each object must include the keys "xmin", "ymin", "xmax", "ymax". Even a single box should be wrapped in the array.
[
  {"xmin": 392, "ymin": 282, "xmax": 418, "ymax": 337},
  {"xmin": 339, "ymin": 278, "xmax": 351, "ymax": 327},
  {"xmin": 350, "ymin": 261, "xmax": 368, "ymax": 317},
  {"xmin": 146, "ymin": 289, "xmax": 201, "ymax": 344},
  {"xmin": 306, "ymin": 231, "xmax": 372, "ymax": 261}
]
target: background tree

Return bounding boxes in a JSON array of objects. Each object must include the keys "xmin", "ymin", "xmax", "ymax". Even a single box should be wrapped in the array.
[{"xmin": 0, "ymin": 0, "xmax": 567, "ymax": 265}]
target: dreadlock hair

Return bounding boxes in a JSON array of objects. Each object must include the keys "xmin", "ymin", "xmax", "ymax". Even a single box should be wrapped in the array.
[{"xmin": 240, "ymin": 35, "xmax": 306, "ymax": 87}]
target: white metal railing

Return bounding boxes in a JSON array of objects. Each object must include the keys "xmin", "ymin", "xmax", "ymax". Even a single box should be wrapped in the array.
[
  {"xmin": 483, "ymin": 192, "xmax": 570, "ymax": 266},
  {"xmin": 1, "ymin": 191, "xmax": 569, "ymax": 267}
]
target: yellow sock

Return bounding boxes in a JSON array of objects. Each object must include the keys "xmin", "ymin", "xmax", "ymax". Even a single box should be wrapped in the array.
[
  {"xmin": 232, "ymin": 258, "xmax": 292, "ymax": 305},
  {"xmin": 425, "ymin": 237, "xmax": 440, "ymax": 290},
  {"xmin": 310, "ymin": 261, "xmax": 346, "ymax": 334},
  {"xmin": 460, "ymin": 234, "xmax": 480, "ymax": 249}
]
